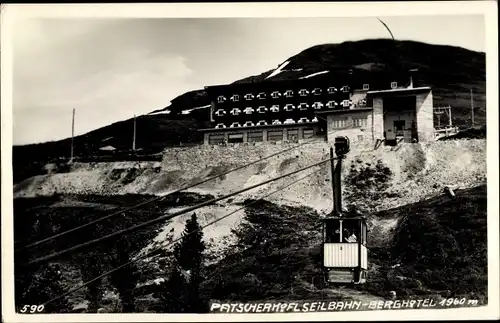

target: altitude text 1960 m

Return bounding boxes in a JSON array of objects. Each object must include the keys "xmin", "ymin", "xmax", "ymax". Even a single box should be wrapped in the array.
[{"xmin": 210, "ymin": 297, "xmax": 479, "ymax": 313}]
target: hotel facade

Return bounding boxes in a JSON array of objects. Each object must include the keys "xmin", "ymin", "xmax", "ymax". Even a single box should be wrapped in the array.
[{"xmin": 199, "ymin": 69, "xmax": 435, "ymax": 145}]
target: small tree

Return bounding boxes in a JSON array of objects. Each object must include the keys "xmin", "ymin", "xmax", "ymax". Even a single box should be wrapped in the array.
[
  {"xmin": 109, "ymin": 237, "xmax": 139, "ymax": 313},
  {"xmin": 156, "ymin": 263, "xmax": 189, "ymax": 313},
  {"xmin": 173, "ymin": 213, "xmax": 207, "ymax": 312},
  {"xmin": 345, "ymin": 159, "xmax": 397, "ymax": 211},
  {"xmin": 79, "ymin": 252, "xmax": 105, "ymax": 313}
]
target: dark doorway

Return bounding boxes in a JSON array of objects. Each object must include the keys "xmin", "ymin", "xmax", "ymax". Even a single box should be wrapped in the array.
[{"xmin": 393, "ymin": 120, "xmax": 406, "ymax": 137}]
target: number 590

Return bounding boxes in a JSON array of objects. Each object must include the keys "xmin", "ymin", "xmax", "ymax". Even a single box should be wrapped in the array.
[{"xmin": 20, "ymin": 305, "xmax": 44, "ymax": 313}]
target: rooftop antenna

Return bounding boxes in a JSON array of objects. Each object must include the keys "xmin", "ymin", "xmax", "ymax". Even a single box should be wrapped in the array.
[
  {"xmin": 377, "ymin": 18, "xmax": 395, "ymax": 41},
  {"xmin": 376, "ymin": 18, "xmax": 401, "ymax": 86}
]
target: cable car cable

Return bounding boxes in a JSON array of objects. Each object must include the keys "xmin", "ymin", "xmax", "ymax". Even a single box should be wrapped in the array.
[
  {"xmin": 39, "ymin": 169, "xmax": 322, "ymax": 307},
  {"xmin": 15, "ymin": 125, "xmax": 353, "ymax": 254},
  {"xmin": 22, "ymin": 157, "xmax": 336, "ymax": 267}
]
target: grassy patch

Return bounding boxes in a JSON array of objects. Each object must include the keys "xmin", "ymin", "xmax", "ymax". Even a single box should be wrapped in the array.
[{"xmin": 358, "ymin": 185, "xmax": 487, "ymax": 301}]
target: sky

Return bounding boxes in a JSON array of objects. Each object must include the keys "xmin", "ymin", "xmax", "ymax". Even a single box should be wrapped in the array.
[{"xmin": 10, "ymin": 15, "xmax": 485, "ymax": 145}]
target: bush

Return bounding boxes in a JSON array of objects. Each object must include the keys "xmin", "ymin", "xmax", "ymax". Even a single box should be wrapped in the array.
[
  {"xmin": 153, "ymin": 265, "xmax": 190, "ymax": 313},
  {"xmin": 108, "ymin": 237, "xmax": 140, "ymax": 313},
  {"xmin": 344, "ymin": 159, "xmax": 398, "ymax": 211},
  {"xmin": 78, "ymin": 252, "xmax": 106, "ymax": 313},
  {"xmin": 390, "ymin": 185, "xmax": 487, "ymax": 299},
  {"xmin": 15, "ymin": 263, "xmax": 72, "ymax": 313}
]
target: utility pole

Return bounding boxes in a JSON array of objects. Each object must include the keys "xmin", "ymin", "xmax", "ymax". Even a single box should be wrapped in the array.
[
  {"xmin": 330, "ymin": 147, "xmax": 337, "ymax": 214},
  {"xmin": 332, "ymin": 136, "xmax": 350, "ymax": 217},
  {"xmin": 70, "ymin": 108, "xmax": 75, "ymax": 162},
  {"xmin": 333, "ymin": 149, "xmax": 343, "ymax": 217},
  {"xmin": 132, "ymin": 115, "xmax": 136, "ymax": 151},
  {"xmin": 470, "ymin": 89, "xmax": 475, "ymax": 128}
]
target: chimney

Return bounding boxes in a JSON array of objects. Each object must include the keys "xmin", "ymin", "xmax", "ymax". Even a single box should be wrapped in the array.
[{"xmin": 409, "ymin": 69, "xmax": 418, "ymax": 88}]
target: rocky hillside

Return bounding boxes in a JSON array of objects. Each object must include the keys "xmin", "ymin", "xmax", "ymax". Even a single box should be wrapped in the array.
[
  {"xmin": 15, "ymin": 139, "xmax": 486, "ymax": 215},
  {"xmin": 13, "ymin": 139, "xmax": 488, "ymax": 312},
  {"xmin": 13, "ymin": 39, "xmax": 486, "ymax": 170}
]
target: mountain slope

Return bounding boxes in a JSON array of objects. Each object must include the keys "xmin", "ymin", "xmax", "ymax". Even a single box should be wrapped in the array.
[
  {"xmin": 236, "ymin": 39, "xmax": 486, "ymax": 127},
  {"xmin": 13, "ymin": 39, "xmax": 486, "ymax": 167},
  {"xmin": 13, "ymin": 151, "xmax": 488, "ymax": 311}
]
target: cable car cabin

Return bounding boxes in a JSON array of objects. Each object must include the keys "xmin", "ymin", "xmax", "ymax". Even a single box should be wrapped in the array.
[{"xmin": 321, "ymin": 216, "xmax": 368, "ymax": 284}]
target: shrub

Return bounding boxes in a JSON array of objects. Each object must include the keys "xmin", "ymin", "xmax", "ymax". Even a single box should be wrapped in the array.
[
  {"xmin": 15, "ymin": 263, "xmax": 72, "ymax": 313},
  {"xmin": 153, "ymin": 264, "xmax": 189, "ymax": 313},
  {"xmin": 344, "ymin": 159, "xmax": 398, "ymax": 211},
  {"xmin": 389, "ymin": 185, "xmax": 487, "ymax": 299},
  {"xmin": 108, "ymin": 237, "xmax": 140, "ymax": 313}
]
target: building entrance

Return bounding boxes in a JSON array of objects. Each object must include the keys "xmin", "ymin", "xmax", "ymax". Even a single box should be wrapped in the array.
[{"xmin": 393, "ymin": 120, "xmax": 406, "ymax": 137}]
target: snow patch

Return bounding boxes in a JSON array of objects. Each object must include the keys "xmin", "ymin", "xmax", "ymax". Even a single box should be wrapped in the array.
[
  {"xmin": 244, "ymin": 174, "xmax": 270, "ymax": 189},
  {"xmin": 138, "ymin": 204, "xmax": 244, "ymax": 257},
  {"xmin": 265, "ymin": 61, "xmax": 290, "ymax": 79},
  {"xmin": 149, "ymin": 109, "xmax": 171, "ymax": 115},
  {"xmin": 181, "ymin": 105, "xmax": 210, "ymax": 115},
  {"xmin": 153, "ymin": 277, "xmax": 165, "ymax": 285},
  {"xmin": 99, "ymin": 145, "xmax": 116, "ymax": 151},
  {"xmin": 299, "ymin": 71, "xmax": 329, "ymax": 79}
]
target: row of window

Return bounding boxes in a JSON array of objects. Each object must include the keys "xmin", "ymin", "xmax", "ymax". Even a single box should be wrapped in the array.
[
  {"xmin": 215, "ymin": 81, "xmax": 400, "ymax": 103},
  {"xmin": 214, "ymin": 100, "xmax": 361, "ymax": 116},
  {"xmin": 214, "ymin": 117, "xmax": 319, "ymax": 129},
  {"xmin": 216, "ymin": 86, "xmax": 352, "ymax": 103},
  {"xmin": 331, "ymin": 117, "xmax": 368, "ymax": 128},
  {"xmin": 208, "ymin": 128, "xmax": 315, "ymax": 144}
]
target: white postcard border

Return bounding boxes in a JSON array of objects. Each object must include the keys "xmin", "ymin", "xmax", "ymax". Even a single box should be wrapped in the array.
[{"xmin": 1, "ymin": 1, "xmax": 498, "ymax": 322}]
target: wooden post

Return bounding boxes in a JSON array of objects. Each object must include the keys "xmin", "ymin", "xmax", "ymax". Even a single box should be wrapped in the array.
[
  {"xmin": 132, "ymin": 115, "xmax": 136, "ymax": 151},
  {"xmin": 470, "ymin": 89, "xmax": 475, "ymax": 127},
  {"xmin": 70, "ymin": 108, "xmax": 75, "ymax": 162}
]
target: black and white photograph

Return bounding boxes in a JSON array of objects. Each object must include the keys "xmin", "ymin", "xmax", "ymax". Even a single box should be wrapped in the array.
[{"xmin": 1, "ymin": 2, "xmax": 498, "ymax": 321}]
